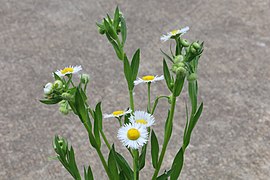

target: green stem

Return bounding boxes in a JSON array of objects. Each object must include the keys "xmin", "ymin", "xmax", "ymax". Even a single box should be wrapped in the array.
[
  {"xmin": 147, "ymin": 83, "xmax": 151, "ymax": 113},
  {"xmin": 132, "ymin": 149, "xmax": 139, "ymax": 180},
  {"xmin": 96, "ymin": 147, "xmax": 113, "ymax": 180},
  {"xmin": 151, "ymin": 96, "xmax": 169, "ymax": 115},
  {"xmin": 100, "ymin": 131, "xmax": 111, "ymax": 150},
  {"xmin": 152, "ymin": 95, "xmax": 176, "ymax": 179},
  {"xmin": 116, "ymin": 117, "xmax": 122, "ymax": 126},
  {"xmin": 129, "ymin": 90, "xmax": 135, "ymax": 112}
]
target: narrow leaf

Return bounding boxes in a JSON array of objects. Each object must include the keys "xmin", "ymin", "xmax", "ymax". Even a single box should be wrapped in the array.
[
  {"xmin": 131, "ymin": 49, "xmax": 140, "ymax": 81},
  {"xmin": 170, "ymin": 147, "xmax": 184, "ymax": 180},
  {"xmin": 151, "ymin": 130, "xmax": 159, "ymax": 169},
  {"xmin": 163, "ymin": 59, "xmax": 173, "ymax": 92},
  {"xmin": 120, "ymin": 16, "xmax": 127, "ymax": 45}
]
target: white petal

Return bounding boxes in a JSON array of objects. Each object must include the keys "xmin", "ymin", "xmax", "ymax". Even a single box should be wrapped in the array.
[{"xmin": 180, "ymin": 26, "xmax": 189, "ymax": 34}]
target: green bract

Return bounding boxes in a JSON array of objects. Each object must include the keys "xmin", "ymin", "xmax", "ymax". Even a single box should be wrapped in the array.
[{"xmin": 40, "ymin": 6, "xmax": 205, "ymax": 180}]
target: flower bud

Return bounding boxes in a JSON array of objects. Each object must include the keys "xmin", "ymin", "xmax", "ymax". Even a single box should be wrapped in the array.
[
  {"xmin": 180, "ymin": 38, "xmax": 189, "ymax": 47},
  {"xmin": 44, "ymin": 82, "xmax": 53, "ymax": 95},
  {"xmin": 178, "ymin": 62, "xmax": 185, "ymax": 67},
  {"xmin": 80, "ymin": 74, "xmax": 90, "ymax": 84},
  {"xmin": 61, "ymin": 92, "xmax": 73, "ymax": 101},
  {"xmin": 168, "ymin": 95, "xmax": 173, "ymax": 104},
  {"xmin": 187, "ymin": 73, "xmax": 198, "ymax": 81},
  {"xmin": 59, "ymin": 105, "xmax": 69, "ymax": 115},
  {"xmin": 173, "ymin": 55, "xmax": 183, "ymax": 64},
  {"xmin": 190, "ymin": 46, "xmax": 197, "ymax": 54},
  {"xmin": 176, "ymin": 67, "xmax": 186, "ymax": 77},
  {"xmin": 53, "ymin": 136, "xmax": 68, "ymax": 155},
  {"xmin": 98, "ymin": 27, "xmax": 105, "ymax": 34},
  {"xmin": 192, "ymin": 42, "xmax": 201, "ymax": 50},
  {"xmin": 53, "ymin": 80, "xmax": 63, "ymax": 91},
  {"xmin": 171, "ymin": 64, "xmax": 178, "ymax": 73}
]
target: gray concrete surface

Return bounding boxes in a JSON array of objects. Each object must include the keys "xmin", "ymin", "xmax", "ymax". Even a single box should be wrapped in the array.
[{"xmin": 1, "ymin": 0, "xmax": 270, "ymax": 179}]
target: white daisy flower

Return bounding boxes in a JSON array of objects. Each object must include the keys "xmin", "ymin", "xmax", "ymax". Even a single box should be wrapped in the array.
[
  {"xmin": 160, "ymin": 26, "xmax": 189, "ymax": 42},
  {"xmin": 129, "ymin": 111, "xmax": 155, "ymax": 127},
  {"xmin": 44, "ymin": 82, "xmax": 53, "ymax": 95},
  {"xmin": 55, "ymin": 65, "xmax": 82, "ymax": 77},
  {"xmin": 117, "ymin": 123, "xmax": 148, "ymax": 149},
  {"xmin": 103, "ymin": 109, "xmax": 132, "ymax": 119},
  {"xmin": 134, "ymin": 75, "xmax": 164, "ymax": 85}
]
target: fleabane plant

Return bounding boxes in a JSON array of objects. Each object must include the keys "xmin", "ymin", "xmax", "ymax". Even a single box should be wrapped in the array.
[{"xmin": 40, "ymin": 6, "xmax": 204, "ymax": 180}]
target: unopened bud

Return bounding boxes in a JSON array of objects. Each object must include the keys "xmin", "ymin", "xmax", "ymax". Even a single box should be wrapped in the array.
[
  {"xmin": 190, "ymin": 46, "xmax": 197, "ymax": 54},
  {"xmin": 173, "ymin": 55, "xmax": 183, "ymax": 64},
  {"xmin": 192, "ymin": 42, "xmax": 201, "ymax": 50},
  {"xmin": 44, "ymin": 82, "xmax": 53, "ymax": 95},
  {"xmin": 80, "ymin": 74, "xmax": 90, "ymax": 84},
  {"xmin": 180, "ymin": 39, "xmax": 189, "ymax": 47},
  {"xmin": 187, "ymin": 73, "xmax": 198, "ymax": 81},
  {"xmin": 61, "ymin": 92, "xmax": 73, "ymax": 101},
  {"xmin": 176, "ymin": 67, "xmax": 186, "ymax": 76},
  {"xmin": 59, "ymin": 106, "xmax": 69, "ymax": 115},
  {"xmin": 168, "ymin": 95, "xmax": 173, "ymax": 104},
  {"xmin": 98, "ymin": 27, "xmax": 105, "ymax": 34},
  {"xmin": 53, "ymin": 80, "xmax": 63, "ymax": 90}
]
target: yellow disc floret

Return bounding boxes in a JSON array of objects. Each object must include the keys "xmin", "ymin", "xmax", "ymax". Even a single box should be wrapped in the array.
[
  {"xmin": 61, "ymin": 67, "xmax": 74, "ymax": 74},
  {"xmin": 142, "ymin": 75, "xmax": 155, "ymax": 81},
  {"xmin": 135, "ymin": 119, "xmax": 147, "ymax": 125},
  {"xmin": 113, "ymin": 110, "xmax": 124, "ymax": 116},
  {"xmin": 127, "ymin": 128, "xmax": 140, "ymax": 140},
  {"xmin": 171, "ymin": 30, "xmax": 179, "ymax": 36}
]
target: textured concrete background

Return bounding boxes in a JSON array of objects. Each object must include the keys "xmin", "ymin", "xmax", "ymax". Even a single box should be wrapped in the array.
[{"xmin": 1, "ymin": 0, "xmax": 270, "ymax": 179}]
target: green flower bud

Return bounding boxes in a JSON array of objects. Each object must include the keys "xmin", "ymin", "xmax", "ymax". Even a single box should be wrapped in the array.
[
  {"xmin": 168, "ymin": 95, "xmax": 173, "ymax": 104},
  {"xmin": 61, "ymin": 92, "xmax": 73, "ymax": 101},
  {"xmin": 173, "ymin": 55, "xmax": 183, "ymax": 64},
  {"xmin": 190, "ymin": 46, "xmax": 197, "ymax": 54},
  {"xmin": 53, "ymin": 80, "xmax": 63, "ymax": 90},
  {"xmin": 187, "ymin": 73, "xmax": 198, "ymax": 81},
  {"xmin": 80, "ymin": 74, "xmax": 90, "ymax": 84},
  {"xmin": 44, "ymin": 82, "xmax": 53, "ymax": 95},
  {"xmin": 176, "ymin": 67, "xmax": 186, "ymax": 77},
  {"xmin": 171, "ymin": 64, "xmax": 178, "ymax": 73},
  {"xmin": 192, "ymin": 42, "xmax": 201, "ymax": 50},
  {"xmin": 98, "ymin": 27, "xmax": 105, "ymax": 34},
  {"xmin": 180, "ymin": 38, "xmax": 189, "ymax": 47},
  {"xmin": 178, "ymin": 62, "xmax": 185, "ymax": 67},
  {"xmin": 59, "ymin": 105, "xmax": 69, "ymax": 115},
  {"xmin": 53, "ymin": 136, "xmax": 68, "ymax": 155}
]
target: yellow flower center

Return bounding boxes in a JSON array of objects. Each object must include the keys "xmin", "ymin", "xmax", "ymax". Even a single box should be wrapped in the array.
[
  {"xmin": 61, "ymin": 67, "xmax": 74, "ymax": 74},
  {"xmin": 112, "ymin": 110, "xmax": 124, "ymax": 116},
  {"xmin": 142, "ymin": 75, "xmax": 155, "ymax": 81},
  {"xmin": 135, "ymin": 119, "xmax": 147, "ymax": 125},
  {"xmin": 127, "ymin": 128, "xmax": 140, "ymax": 140},
  {"xmin": 171, "ymin": 30, "xmax": 179, "ymax": 35}
]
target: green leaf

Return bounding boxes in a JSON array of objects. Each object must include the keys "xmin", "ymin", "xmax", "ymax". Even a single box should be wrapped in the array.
[
  {"xmin": 170, "ymin": 147, "xmax": 184, "ymax": 180},
  {"xmin": 93, "ymin": 110, "xmax": 101, "ymax": 148},
  {"xmin": 105, "ymin": 32, "xmax": 123, "ymax": 60},
  {"xmin": 39, "ymin": 97, "xmax": 62, "ymax": 105},
  {"xmin": 104, "ymin": 18, "xmax": 118, "ymax": 40},
  {"xmin": 173, "ymin": 73, "xmax": 185, "ymax": 97},
  {"xmin": 115, "ymin": 151, "xmax": 133, "ymax": 179},
  {"xmin": 183, "ymin": 102, "xmax": 189, "ymax": 143},
  {"xmin": 75, "ymin": 88, "xmax": 91, "ymax": 129},
  {"xmin": 164, "ymin": 110, "xmax": 172, "ymax": 140},
  {"xmin": 183, "ymin": 102, "xmax": 203, "ymax": 148},
  {"xmin": 108, "ymin": 145, "xmax": 120, "ymax": 180},
  {"xmin": 163, "ymin": 59, "xmax": 173, "ymax": 92},
  {"xmin": 139, "ymin": 144, "xmax": 147, "ymax": 170},
  {"xmin": 161, "ymin": 49, "xmax": 173, "ymax": 63},
  {"xmin": 123, "ymin": 56, "xmax": 133, "ymax": 90},
  {"xmin": 131, "ymin": 49, "xmax": 140, "ymax": 81},
  {"xmin": 84, "ymin": 166, "xmax": 94, "ymax": 180},
  {"xmin": 88, "ymin": 132, "xmax": 98, "ymax": 149},
  {"xmin": 114, "ymin": 6, "xmax": 120, "ymax": 30},
  {"xmin": 151, "ymin": 130, "xmax": 159, "ymax": 169},
  {"xmin": 175, "ymin": 38, "xmax": 182, "ymax": 56},
  {"xmin": 95, "ymin": 102, "xmax": 103, "ymax": 130},
  {"xmin": 120, "ymin": 16, "xmax": 127, "ymax": 45}
]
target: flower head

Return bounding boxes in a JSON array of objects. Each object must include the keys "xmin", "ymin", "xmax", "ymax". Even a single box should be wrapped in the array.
[
  {"xmin": 117, "ymin": 123, "xmax": 148, "ymax": 149},
  {"xmin": 44, "ymin": 82, "xmax": 53, "ymax": 95},
  {"xmin": 160, "ymin": 26, "xmax": 189, "ymax": 42},
  {"xmin": 129, "ymin": 111, "xmax": 155, "ymax": 127},
  {"xmin": 134, "ymin": 75, "xmax": 164, "ymax": 85},
  {"xmin": 103, "ymin": 109, "xmax": 132, "ymax": 119},
  {"xmin": 55, "ymin": 65, "xmax": 82, "ymax": 77}
]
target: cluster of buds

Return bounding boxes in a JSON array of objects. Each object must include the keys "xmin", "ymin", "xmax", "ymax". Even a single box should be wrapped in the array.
[{"xmin": 43, "ymin": 80, "xmax": 64, "ymax": 97}]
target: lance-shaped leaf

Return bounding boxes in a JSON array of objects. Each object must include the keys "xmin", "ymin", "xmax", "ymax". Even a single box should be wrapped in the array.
[
  {"xmin": 123, "ymin": 56, "xmax": 133, "ymax": 90},
  {"xmin": 173, "ymin": 72, "xmax": 185, "ymax": 97},
  {"xmin": 131, "ymin": 49, "xmax": 140, "ymax": 81},
  {"xmin": 139, "ymin": 143, "xmax": 147, "ymax": 170},
  {"xmin": 108, "ymin": 145, "xmax": 120, "ymax": 180},
  {"xmin": 163, "ymin": 59, "xmax": 173, "ymax": 92},
  {"xmin": 84, "ymin": 166, "xmax": 94, "ymax": 180},
  {"xmin": 103, "ymin": 18, "xmax": 118, "ymax": 40},
  {"xmin": 188, "ymin": 81, "xmax": 198, "ymax": 115},
  {"xmin": 75, "ymin": 88, "xmax": 91, "ymax": 129},
  {"xmin": 161, "ymin": 49, "xmax": 173, "ymax": 63},
  {"xmin": 105, "ymin": 32, "xmax": 123, "ymax": 60},
  {"xmin": 151, "ymin": 130, "xmax": 159, "ymax": 169},
  {"xmin": 157, "ymin": 170, "xmax": 172, "ymax": 180},
  {"xmin": 120, "ymin": 16, "xmax": 127, "ymax": 45},
  {"xmin": 113, "ymin": 6, "xmax": 120, "ymax": 30},
  {"xmin": 40, "ymin": 97, "xmax": 62, "ymax": 105},
  {"xmin": 114, "ymin": 151, "xmax": 133, "ymax": 179},
  {"xmin": 170, "ymin": 147, "xmax": 184, "ymax": 180}
]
